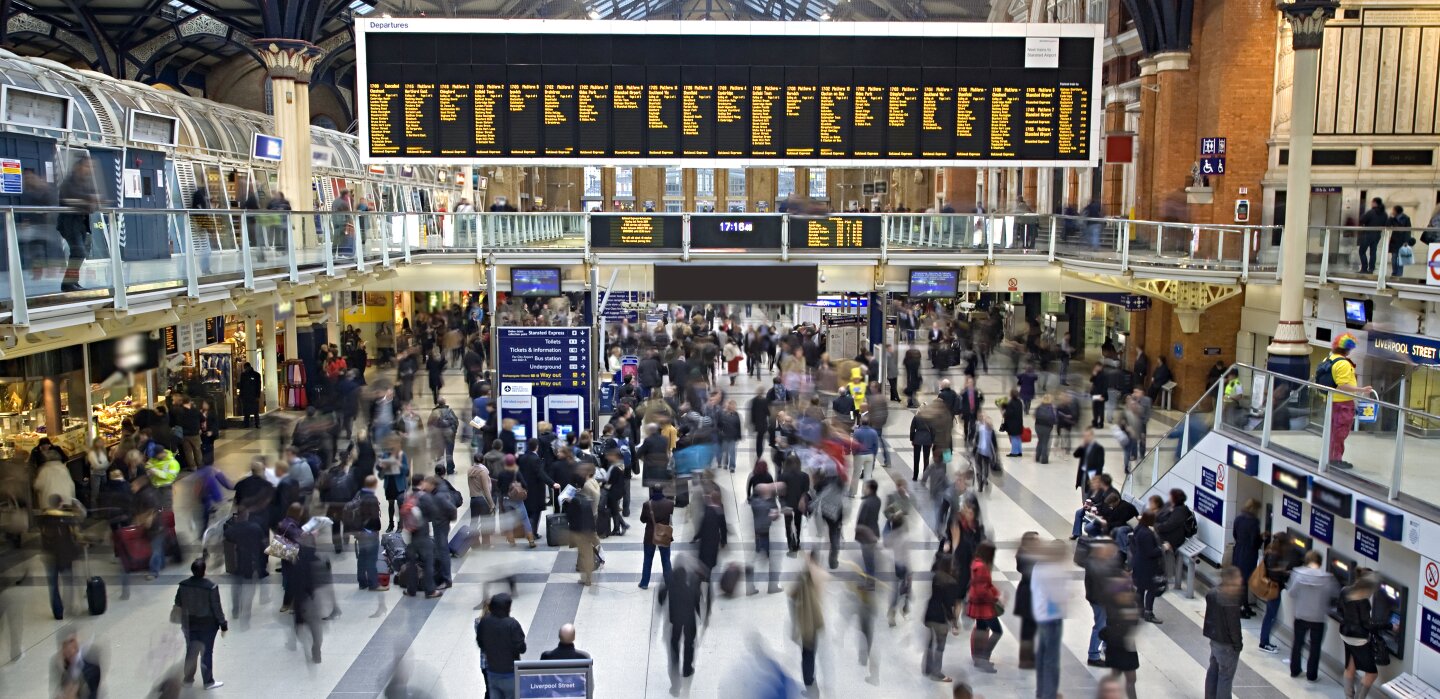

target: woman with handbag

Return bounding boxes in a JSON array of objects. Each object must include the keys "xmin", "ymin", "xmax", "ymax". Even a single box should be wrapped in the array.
[
  {"xmin": 966, "ymin": 541, "xmax": 1003, "ymax": 673},
  {"xmin": 1129, "ymin": 512, "xmax": 1165, "ymax": 624},
  {"xmin": 1258, "ymin": 532, "xmax": 1301, "ymax": 653},
  {"xmin": 1340, "ymin": 573, "xmax": 1392, "ymax": 699},
  {"xmin": 494, "ymin": 455, "xmax": 535, "ymax": 548},
  {"xmin": 1102, "ymin": 581, "xmax": 1142, "ymax": 699},
  {"xmin": 274, "ymin": 503, "xmax": 305, "ymax": 614}
]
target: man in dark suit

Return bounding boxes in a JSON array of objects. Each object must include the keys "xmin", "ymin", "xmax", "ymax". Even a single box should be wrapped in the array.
[
  {"xmin": 1073, "ymin": 428, "xmax": 1106, "ymax": 502},
  {"xmin": 539, "ymin": 624, "xmax": 591, "ymax": 661},
  {"xmin": 956, "ymin": 376, "xmax": 984, "ymax": 444},
  {"xmin": 659, "ymin": 558, "xmax": 704, "ymax": 683}
]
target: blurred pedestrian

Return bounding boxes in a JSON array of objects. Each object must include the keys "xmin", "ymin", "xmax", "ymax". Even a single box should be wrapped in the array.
[
  {"xmin": 475, "ymin": 593, "xmax": 526, "ymax": 699},
  {"xmin": 1032, "ymin": 541, "xmax": 1068, "ymax": 699},
  {"xmin": 789, "ymin": 553, "xmax": 826, "ymax": 689},
  {"xmin": 922, "ymin": 552, "xmax": 961, "ymax": 683},
  {"xmin": 659, "ymin": 558, "xmax": 704, "ymax": 688},
  {"xmin": 1203, "ymin": 566, "xmax": 1244, "ymax": 699},
  {"xmin": 175, "ymin": 558, "xmax": 227, "ymax": 689},
  {"xmin": 748, "ymin": 483, "xmax": 781, "ymax": 595},
  {"xmin": 966, "ymin": 541, "xmax": 1003, "ymax": 673},
  {"xmin": 52, "ymin": 626, "xmax": 101, "ymax": 698},
  {"xmin": 638, "ymin": 485, "xmax": 674, "ymax": 590}
]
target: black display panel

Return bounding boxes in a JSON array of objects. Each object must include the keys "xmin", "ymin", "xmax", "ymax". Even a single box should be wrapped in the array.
[
  {"xmin": 689, "ymin": 216, "xmax": 784, "ymax": 249},
  {"xmin": 655, "ymin": 264, "xmax": 817, "ymax": 303},
  {"xmin": 786, "ymin": 215, "xmax": 883, "ymax": 249},
  {"xmin": 510, "ymin": 267, "xmax": 562, "ymax": 296},
  {"xmin": 358, "ymin": 20, "xmax": 1100, "ymax": 164},
  {"xmin": 588, "ymin": 214, "xmax": 684, "ymax": 249}
]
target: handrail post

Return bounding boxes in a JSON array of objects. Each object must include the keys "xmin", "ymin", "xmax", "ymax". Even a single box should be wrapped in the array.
[
  {"xmin": 1317, "ymin": 227, "xmax": 1330, "ymax": 283},
  {"xmin": 1214, "ymin": 380, "xmax": 1226, "ymax": 432},
  {"xmin": 380, "ymin": 214, "xmax": 391, "ymax": 267},
  {"xmin": 1260, "ymin": 373, "xmax": 1275, "ymax": 448},
  {"xmin": 108, "ymin": 210, "xmax": 127, "ymax": 310},
  {"xmin": 240, "ymin": 212, "xmax": 255, "ymax": 289},
  {"xmin": 1240, "ymin": 227, "xmax": 1251, "ymax": 280},
  {"xmin": 1120, "ymin": 220, "xmax": 1131, "ymax": 269},
  {"xmin": 1180, "ymin": 416, "xmax": 1190, "ymax": 458},
  {"xmin": 1048, "ymin": 217, "xmax": 1057, "ymax": 262},
  {"xmin": 1376, "ymin": 230, "xmax": 1392, "ymax": 289},
  {"xmin": 183, "ymin": 212, "xmax": 200, "ymax": 298},
  {"xmin": 781, "ymin": 214, "xmax": 790, "ymax": 262},
  {"xmin": 355, "ymin": 215, "xmax": 368, "ymax": 274},
  {"xmin": 880, "ymin": 215, "xmax": 888, "ymax": 264},
  {"xmin": 322, "ymin": 217, "xmax": 335, "ymax": 277},
  {"xmin": 986, "ymin": 215, "xmax": 994, "ymax": 260},
  {"xmin": 402, "ymin": 216, "xmax": 412, "ymax": 263},
  {"xmin": 1391, "ymin": 379, "xmax": 1407, "ymax": 500},
  {"xmin": 1319, "ymin": 392, "xmax": 1334, "ymax": 472},
  {"xmin": 4, "ymin": 209, "xmax": 28, "ymax": 326},
  {"xmin": 475, "ymin": 213, "xmax": 484, "ymax": 263},
  {"xmin": 286, "ymin": 213, "xmax": 299, "ymax": 283}
]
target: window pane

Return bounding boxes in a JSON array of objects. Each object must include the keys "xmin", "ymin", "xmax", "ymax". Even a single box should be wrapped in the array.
[
  {"xmin": 583, "ymin": 166, "xmax": 603, "ymax": 198},
  {"xmin": 808, "ymin": 168, "xmax": 827, "ymax": 198},
  {"xmin": 665, "ymin": 167, "xmax": 682, "ymax": 196},
  {"xmin": 728, "ymin": 169, "xmax": 745, "ymax": 197},
  {"xmin": 615, "ymin": 167, "xmax": 634, "ymax": 197},
  {"xmin": 695, "ymin": 168, "xmax": 715, "ymax": 197},
  {"xmin": 777, "ymin": 167, "xmax": 795, "ymax": 199}
]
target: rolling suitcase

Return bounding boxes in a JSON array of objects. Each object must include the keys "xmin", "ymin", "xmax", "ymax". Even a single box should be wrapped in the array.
[
  {"xmin": 84, "ymin": 544, "xmax": 106, "ymax": 616},
  {"xmin": 545, "ymin": 513, "xmax": 569, "ymax": 547},
  {"xmin": 1072, "ymin": 534, "xmax": 1113, "ymax": 566},
  {"xmin": 449, "ymin": 525, "xmax": 474, "ymax": 558},
  {"xmin": 115, "ymin": 525, "xmax": 152, "ymax": 573}
]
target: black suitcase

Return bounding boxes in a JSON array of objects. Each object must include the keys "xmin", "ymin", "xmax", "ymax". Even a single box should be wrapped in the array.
[
  {"xmin": 86, "ymin": 576, "xmax": 106, "ymax": 615},
  {"xmin": 223, "ymin": 540, "xmax": 239, "ymax": 575},
  {"xmin": 545, "ymin": 513, "xmax": 569, "ymax": 547},
  {"xmin": 83, "ymin": 544, "xmax": 106, "ymax": 616},
  {"xmin": 449, "ymin": 525, "xmax": 474, "ymax": 557}
]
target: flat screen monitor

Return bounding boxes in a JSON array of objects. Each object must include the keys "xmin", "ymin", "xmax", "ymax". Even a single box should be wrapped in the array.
[
  {"xmin": 909, "ymin": 269, "xmax": 959, "ymax": 299},
  {"xmin": 511, "ymin": 267, "xmax": 561, "ymax": 297},
  {"xmin": 1343, "ymin": 298, "xmax": 1370, "ymax": 328}
]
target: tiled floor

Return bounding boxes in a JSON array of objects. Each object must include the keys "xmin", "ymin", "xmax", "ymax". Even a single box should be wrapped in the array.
[{"xmin": 0, "ymin": 346, "xmax": 1352, "ymax": 698}]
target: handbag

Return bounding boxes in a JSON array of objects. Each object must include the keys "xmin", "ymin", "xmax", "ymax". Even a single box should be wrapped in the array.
[
  {"xmin": 1372, "ymin": 632, "xmax": 1391, "ymax": 666},
  {"xmin": 1248, "ymin": 564, "xmax": 1280, "ymax": 601},
  {"xmin": 992, "ymin": 601, "xmax": 1006, "ymax": 617},
  {"xmin": 169, "ymin": 605, "xmax": 183, "ymax": 624},
  {"xmin": 0, "ymin": 496, "xmax": 28, "ymax": 535},
  {"xmin": 508, "ymin": 481, "xmax": 528, "ymax": 502},
  {"xmin": 652, "ymin": 522, "xmax": 674, "ymax": 547},
  {"xmin": 265, "ymin": 534, "xmax": 299, "ymax": 563},
  {"xmin": 1151, "ymin": 574, "xmax": 1169, "ymax": 597}
]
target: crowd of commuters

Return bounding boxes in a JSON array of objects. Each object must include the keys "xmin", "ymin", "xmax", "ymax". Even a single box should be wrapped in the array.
[{"xmin": 10, "ymin": 294, "xmax": 1406, "ymax": 699}]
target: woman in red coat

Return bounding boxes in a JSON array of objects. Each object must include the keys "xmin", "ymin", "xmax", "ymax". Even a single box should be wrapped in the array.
[{"xmin": 966, "ymin": 540, "xmax": 1004, "ymax": 672}]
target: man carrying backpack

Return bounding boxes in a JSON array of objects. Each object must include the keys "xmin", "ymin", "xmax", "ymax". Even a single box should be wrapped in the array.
[
  {"xmin": 1317, "ymin": 334, "xmax": 1371, "ymax": 470},
  {"xmin": 429, "ymin": 399, "xmax": 460, "ymax": 475},
  {"xmin": 1156, "ymin": 489, "xmax": 1197, "ymax": 594},
  {"xmin": 431, "ymin": 465, "xmax": 461, "ymax": 589},
  {"xmin": 401, "ymin": 476, "xmax": 443, "ymax": 599},
  {"xmin": 345, "ymin": 475, "xmax": 384, "ymax": 591}
]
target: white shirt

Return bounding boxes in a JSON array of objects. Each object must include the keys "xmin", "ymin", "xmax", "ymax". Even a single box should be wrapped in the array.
[{"xmin": 1030, "ymin": 560, "xmax": 1069, "ymax": 623}]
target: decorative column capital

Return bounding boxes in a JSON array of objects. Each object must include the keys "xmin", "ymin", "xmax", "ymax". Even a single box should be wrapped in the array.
[
  {"xmin": 251, "ymin": 39, "xmax": 325, "ymax": 83},
  {"xmin": 1278, "ymin": 0, "xmax": 1339, "ymax": 51}
]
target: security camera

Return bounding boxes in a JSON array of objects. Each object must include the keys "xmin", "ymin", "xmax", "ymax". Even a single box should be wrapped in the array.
[{"xmin": 819, "ymin": 270, "xmax": 828, "ymax": 284}]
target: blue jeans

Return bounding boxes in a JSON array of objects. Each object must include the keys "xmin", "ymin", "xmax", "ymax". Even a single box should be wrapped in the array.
[
  {"xmin": 1036, "ymin": 620, "xmax": 1063, "ymax": 699},
  {"xmin": 1260, "ymin": 595, "xmax": 1281, "ymax": 646},
  {"xmin": 1009, "ymin": 435, "xmax": 1022, "ymax": 455},
  {"xmin": 720, "ymin": 440, "xmax": 737, "ymax": 470},
  {"xmin": 1088, "ymin": 603, "xmax": 1107, "ymax": 660},
  {"xmin": 640, "ymin": 543, "xmax": 672, "ymax": 588},
  {"xmin": 486, "ymin": 671, "xmax": 516, "ymax": 699},
  {"xmin": 356, "ymin": 532, "xmax": 379, "ymax": 589},
  {"xmin": 45, "ymin": 560, "xmax": 72, "ymax": 619},
  {"xmin": 150, "ymin": 530, "xmax": 167, "ymax": 575}
]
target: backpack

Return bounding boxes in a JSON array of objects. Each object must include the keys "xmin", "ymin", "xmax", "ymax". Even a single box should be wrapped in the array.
[
  {"xmin": 399, "ymin": 493, "xmax": 423, "ymax": 532},
  {"xmin": 1315, "ymin": 355, "xmax": 1353, "ymax": 389},
  {"xmin": 831, "ymin": 391, "xmax": 854, "ymax": 416},
  {"xmin": 342, "ymin": 492, "xmax": 366, "ymax": 531},
  {"xmin": 1183, "ymin": 510, "xmax": 1199, "ymax": 538}
]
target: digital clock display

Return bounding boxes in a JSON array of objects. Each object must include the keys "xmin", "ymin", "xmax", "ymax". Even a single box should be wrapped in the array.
[
  {"xmin": 718, "ymin": 221, "xmax": 754, "ymax": 233},
  {"xmin": 690, "ymin": 216, "xmax": 783, "ymax": 248}
]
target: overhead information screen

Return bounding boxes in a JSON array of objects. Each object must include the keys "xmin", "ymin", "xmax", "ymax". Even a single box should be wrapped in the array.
[
  {"xmin": 689, "ymin": 216, "xmax": 784, "ymax": 249},
  {"xmin": 589, "ymin": 214, "xmax": 684, "ymax": 249},
  {"xmin": 357, "ymin": 19, "xmax": 1102, "ymax": 166},
  {"xmin": 789, "ymin": 216, "xmax": 882, "ymax": 249}
]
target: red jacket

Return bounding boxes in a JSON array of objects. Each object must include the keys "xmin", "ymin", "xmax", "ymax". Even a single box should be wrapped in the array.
[{"xmin": 965, "ymin": 560, "xmax": 1000, "ymax": 620}]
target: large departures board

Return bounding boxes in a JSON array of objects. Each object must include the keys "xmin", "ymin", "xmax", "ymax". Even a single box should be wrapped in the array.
[{"xmin": 357, "ymin": 19, "xmax": 1102, "ymax": 166}]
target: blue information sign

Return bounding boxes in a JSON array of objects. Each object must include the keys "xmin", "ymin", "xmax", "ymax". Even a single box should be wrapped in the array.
[
  {"xmin": 1422, "ymin": 608, "xmax": 1440, "ymax": 655},
  {"xmin": 1194, "ymin": 487, "xmax": 1224, "ymax": 525},
  {"xmin": 599, "ymin": 291, "xmax": 644, "ymax": 323},
  {"xmin": 1200, "ymin": 157, "xmax": 1226, "ymax": 176},
  {"xmin": 1311, "ymin": 508, "xmax": 1335, "ymax": 545},
  {"xmin": 497, "ymin": 327, "xmax": 592, "ymax": 445},
  {"xmin": 1355, "ymin": 528, "xmax": 1381, "ymax": 561},
  {"xmin": 518, "ymin": 672, "xmax": 588, "ymax": 698},
  {"xmin": 1282, "ymin": 495, "xmax": 1303, "ymax": 524},
  {"xmin": 1200, "ymin": 467, "xmax": 1217, "ymax": 491}
]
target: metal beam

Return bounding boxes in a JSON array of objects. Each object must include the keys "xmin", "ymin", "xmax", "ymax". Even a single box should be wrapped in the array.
[
  {"xmin": 173, "ymin": 0, "xmax": 265, "ymax": 36},
  {"xmin": 0, "ymin": 0, "xmax": 12, "ymax": 42},
  {"xmin": 59, "ymin": 0, "xmax": 114, "ymax": 73}
]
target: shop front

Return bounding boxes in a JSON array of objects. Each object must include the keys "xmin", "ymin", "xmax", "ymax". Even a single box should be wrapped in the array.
[
  {"xmin": 0, "ymin": 348, "xmax": 88, "ymax": 505},
  {"xmin": 1364, "ymin": 329, "xmax": 1440, "ymax": 438},
  {"xmin": 88, "ymin": 333, "xmax": 163, "ymax": 446}
]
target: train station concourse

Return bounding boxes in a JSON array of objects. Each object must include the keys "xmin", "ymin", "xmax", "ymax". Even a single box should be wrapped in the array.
[{"xmin": 4, "ymin": 1, "xmax": 1440, "ymax": 698}]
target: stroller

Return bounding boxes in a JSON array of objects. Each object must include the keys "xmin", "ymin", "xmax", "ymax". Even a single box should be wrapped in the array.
[{"xmin": 381, "ymin": 532, "xmax": 406, "ymax": 589}]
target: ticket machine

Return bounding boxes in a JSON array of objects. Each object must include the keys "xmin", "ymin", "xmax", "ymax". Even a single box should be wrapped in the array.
[
  {"xmin": 1326, "ymin": 550, "xmax": 1357, "ymax": 621},
  {"xmin": 1373, "ymin": 576, "xmax": 1408, "ymax": 660},
  {"xmin": 499, "ymin": 394, "xmax": 537, "ymax": 454},
  {"xmin": 545, "ymin": 394, "xmax": 585, "ymax": 443}
]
